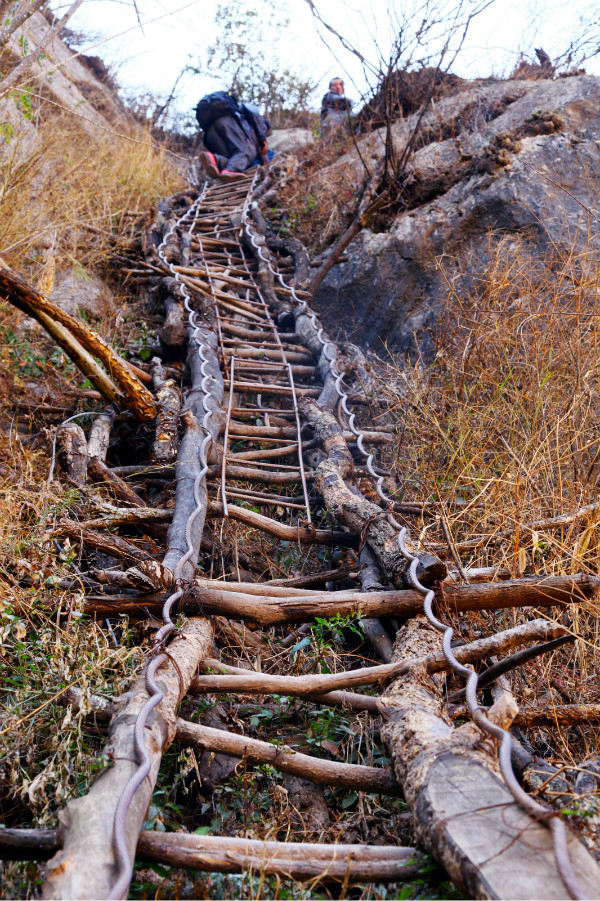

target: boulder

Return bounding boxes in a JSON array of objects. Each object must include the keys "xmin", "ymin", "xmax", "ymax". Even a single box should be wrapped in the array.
[
  {"xmin": 50, "ymin": 268, "xmax": 114, "ymax": 319},
  {"xmin": 314, "ymin": 74, "xmax": 600, "ymax": 357},
  {"xmin": 269, "ymin": 127, "xmax": 315, "ymax": 154}
]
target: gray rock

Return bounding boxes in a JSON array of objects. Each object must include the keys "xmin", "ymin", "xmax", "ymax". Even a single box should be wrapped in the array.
[
  {"xmin": 576, "ymin": 758, "xmax": 600, "ymax": 797},
  {"xmin": 49, "ymin": 268, "xmax": 114, "ymax": 319},
  {"xmin": 314, "ymin": 74, "xmax": 600, "ymax": 357},
  {"xmin": 269, "ymin": 127, "xmax": 315, "ymax": 154}
]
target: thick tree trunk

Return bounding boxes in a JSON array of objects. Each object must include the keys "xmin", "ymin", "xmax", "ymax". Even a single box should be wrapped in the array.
[
  {"xmin": 380, "ymin": 617, "xmax": 600, "ymax": 899},
  {"xmin": 42, "ymin": 618, "xmax": 213, "ymax": 901},
  {"xmin": 162, "ymin": 326, "xmax": 224, "ymax": 583}
]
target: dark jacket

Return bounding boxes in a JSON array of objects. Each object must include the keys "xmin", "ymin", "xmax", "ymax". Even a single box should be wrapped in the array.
[
  {"xmin": 320, "ymin": 91, "xmax": 353, "ymax": 121},
  {"xmin": 202, "ymin": 104, "xmax": 270, "ymax": 173}
]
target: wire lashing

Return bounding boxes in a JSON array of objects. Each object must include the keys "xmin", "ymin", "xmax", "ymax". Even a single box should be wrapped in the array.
[
  {"xmin": 110, "ymin": 184, "xmax": 221, "ymax": 900},
  {"xmin": 242, "ymin": 170, "xmax": 587, "ymax": 901}
]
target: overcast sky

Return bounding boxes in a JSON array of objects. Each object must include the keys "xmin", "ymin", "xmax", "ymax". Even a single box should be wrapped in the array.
[{"xmin": 63, "ymin": 0, "xmax": 600, "ymax": 129}]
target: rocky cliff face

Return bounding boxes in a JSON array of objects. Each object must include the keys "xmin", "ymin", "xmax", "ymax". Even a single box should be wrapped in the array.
[{"xmin": 314, "ymin": 74, "xmax": 600, "ymax": 357}]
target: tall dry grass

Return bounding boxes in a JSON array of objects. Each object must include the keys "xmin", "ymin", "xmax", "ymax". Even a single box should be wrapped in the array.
[
  {"xmin": 0, "ymin": 98, "xmax": 184, "ymax": 896},
  {"xmin": 380, "ymin": 230, "xmax": 600, "ymax": 793}
]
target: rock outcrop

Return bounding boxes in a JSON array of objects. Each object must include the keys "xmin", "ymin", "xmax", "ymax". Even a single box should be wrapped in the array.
[{"xmin": 315, "ymin": 74, "xmax": 600, "ymax": 356}]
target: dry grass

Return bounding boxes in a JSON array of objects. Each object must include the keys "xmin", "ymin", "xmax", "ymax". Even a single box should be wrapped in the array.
[
  {"xmin": 0, "ymin": 101, "xmax": 183, "ymax": 279},
  {"xmin": 0, "ymin": 95, "xmax": 185, "ymax": 896},
  {"xmin": 377, "ymin": 230, "xmax": 600, "ymax": 834}
]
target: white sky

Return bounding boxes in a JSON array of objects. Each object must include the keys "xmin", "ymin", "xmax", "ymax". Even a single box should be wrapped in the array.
[{"xmin": 61, "ymin": 0, "xmax": 600, "ymax": 129}]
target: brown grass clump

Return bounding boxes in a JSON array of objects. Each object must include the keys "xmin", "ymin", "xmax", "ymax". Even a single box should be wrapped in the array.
[
  {"xmin": 0, "ymin": 102, "xmax": 183, "ymax": 279},
  {"xmin": 378, "ymin": 230, "xmax": 600, "ymax": 823}
]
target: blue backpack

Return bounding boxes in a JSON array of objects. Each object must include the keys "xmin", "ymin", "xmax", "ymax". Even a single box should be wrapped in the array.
[{"xmin": 195, "ymin": 91, "xmax": 240, "ymax": 131}]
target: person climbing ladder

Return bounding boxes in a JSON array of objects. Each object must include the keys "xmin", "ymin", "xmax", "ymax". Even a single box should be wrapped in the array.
[{"xmin": 196, "ymin": 90, "xmax": 273, "ymax": 182}]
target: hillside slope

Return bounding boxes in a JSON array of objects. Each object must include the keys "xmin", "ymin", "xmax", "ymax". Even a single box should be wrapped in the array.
[{"xmin": 310, "ymin": 73, "xmax": 600, "ymax": 355}]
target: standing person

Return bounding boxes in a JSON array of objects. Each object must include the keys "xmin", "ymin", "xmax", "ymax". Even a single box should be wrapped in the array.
[
  {"xmin": 196, "ymin": 91, "xmax": 272, "ymax": 183},
  {"xmin": 320, "ymin": 77, "xmax": 353, "ymax": 137}
]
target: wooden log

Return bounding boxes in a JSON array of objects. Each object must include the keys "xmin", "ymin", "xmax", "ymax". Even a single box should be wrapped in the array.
[
  {"xmin": 76, "ymin": 507, "xmax": 170, "ymax": 530},
  {"xmin": 56, "ymin": 423, "xmax": 87, "ymax": 485},
  {"xmin": 159, "ymin": 295, "xmax": 187, "ymax": 348},
  {"xmin": 221, "ymin": 463, "xmax": 308, "ymax": 485},
  {"xmin": 190, "ymin": 620, "xmax": 570, "ymax": 698},
  {"xmin": 1, "ymin": 827, "xmax": 424, "ymax": 883},
  {"xmin": 151, "ymin": 357, "xmax": 180, "ymax": 465},
  {"xmin": 515, "ymin": 704, "xmax": 600, "ymax": 728},
  {"xmin": 264, "ymin": 564, "xmax": 355, "ymax": 588},
  {"xmin": 193, "ymin": 574, "xmax": 600, "ymax": 627},
  {"xmin": 55, "ymin": 524, "xmax": 152, "ymax": 564},
  {"xmin": 84, "ymin": 574, "xmax": 599, "ymax": 625},
  {"xmin": 360, "ymin": 545, "xmax": 394, "ymax": 663},
  {"xmin": 87, "ymin": 458, "xmax": 145, "ymax": 508},
  {"xmin": 162, "ymin": 325, "xmax": 224, "ymax": 583},
  {"xmin": 0, "ymin": 268, "xmax": 156, "ymax": 421},
  {"xmin": 136, "ymin": 831, "xmax": 422, "ymax": 882},
  {"xmin": 86, "ymin": 409, "xmax": 113, "ymax": 462},
  {"xmin": 379, "ymin": 616, "xmax": 600, "ymax": 899},
  {"xmin": 227, "ymin": 420, "xmax": 389, "ymax": 443},
  {"xmin": 175, "ymin": 720, "xmax": 401, "ymax": 795},
  {"xmin": 42, "ymin": 618, "xmax": 213, "ymax": 901},
  {"xmin": 0, "ymin": 828, "xmax": 59, "ymax": 861},
  {"xmin": 194, "ymin": 578, "xmax": 340, "ymax": 597},
  {"xmin": 206, "ymin": 500, "xmax": 355, "ymax": 546}
]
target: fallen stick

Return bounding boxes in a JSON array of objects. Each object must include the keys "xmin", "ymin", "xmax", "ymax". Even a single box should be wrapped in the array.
[
  {"xmin": 175, "ymin": 720, "xmax": 400, "ymax": 795},
  {"xmin": 87, "ymin": 458, "xmax": 146, "ymax": 508},
  {"xmin": 0, "ymin": 827, "xmax": 425, "ymax": 883},
  {"xmin": 0, "ymin": 268, "xmax": 156, "ymax": 421},
  {"xmin": 56, "ymin": 686, "xmax": 387, "ymax": 783},
  {"xmin": 514, "ymin": 704, "xmax": 600, "ymax": 728},
  {"xmin": 206, "ymin": 500, "xmax": 355, "ymax": 546},
  {"xmin": 194, "ymin": 578, "xmax": 346, "ymax": 598},
  {"xmin": 189, "ymin": 620, "xmax": 569, "ymax": 699},
  {"xmin": 82, "ymin": 574, "xmax": 599, "ymax": 624},
  {"xmin": 54, "ymin": 524, "xmax": 153, "ymax": 563}
]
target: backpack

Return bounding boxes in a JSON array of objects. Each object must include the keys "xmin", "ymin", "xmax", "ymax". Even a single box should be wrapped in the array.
[
  {"xmin": 239, "ymin": 102, "xmax": 269, "ymax": 145},
  {"xmin": 195, "ymin": 91, "xmax": 240, "ymax": 131}
]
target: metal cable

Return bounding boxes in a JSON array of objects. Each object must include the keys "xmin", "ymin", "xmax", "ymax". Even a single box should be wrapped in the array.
[
  {"xmin": 241, "ymin": 173, "xmax": 587, "ymax": 901},
  {"xmin": 110, "ymin": 184, "xmax": 221, "ymax": 900}
]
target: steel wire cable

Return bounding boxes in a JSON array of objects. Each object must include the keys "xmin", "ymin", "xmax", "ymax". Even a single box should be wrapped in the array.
[
  {"xmin": 241, "ymin": 173, "xmax": 586, "ymax": 901},
  {"xmin": 396, "ymin": 527, "xmax": 586, "ymax": 900},
  {"xmin": 110, "ymin": 184, "xmax": 222, "ymax": 900}
]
